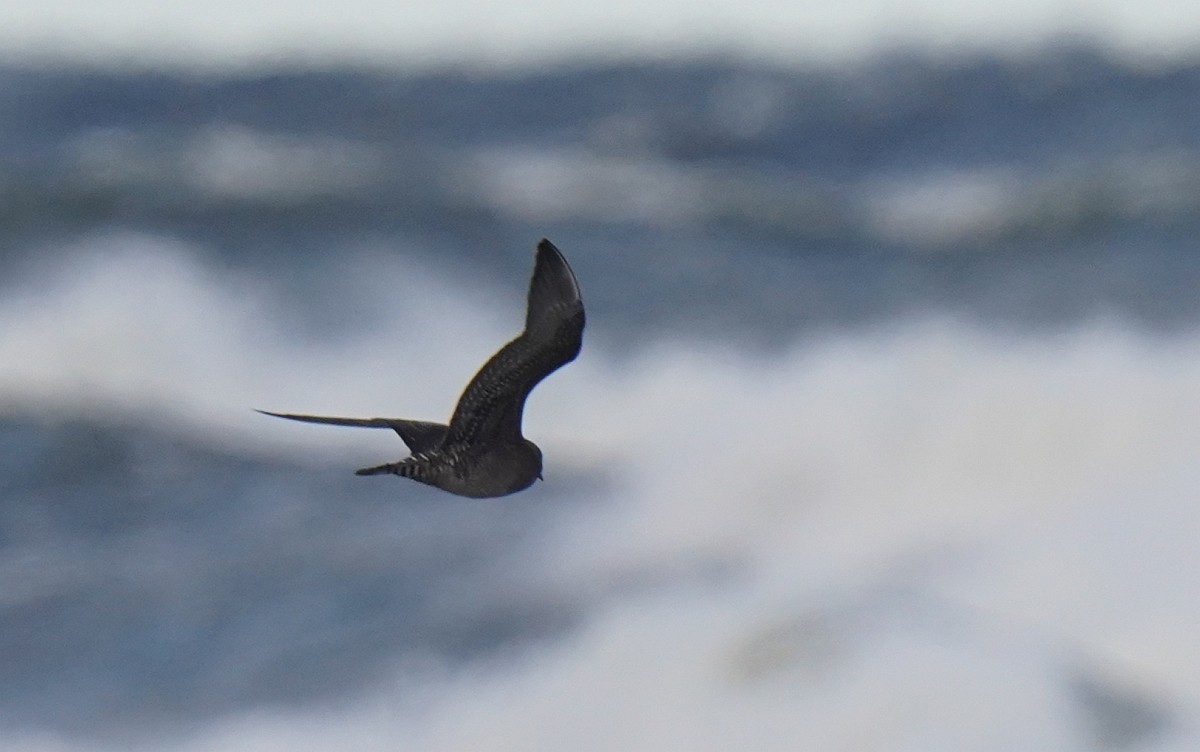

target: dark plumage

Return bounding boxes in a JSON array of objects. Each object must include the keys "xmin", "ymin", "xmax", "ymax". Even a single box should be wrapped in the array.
[{"xmin": 258, "ymin": 239, "xmax": 584, "ymax": 497}]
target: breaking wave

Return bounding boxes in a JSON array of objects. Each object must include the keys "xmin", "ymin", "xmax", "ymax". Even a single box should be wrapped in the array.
[{"xmin": 1, "ymin": 239, "xmax": 1197, "ymax": 750}]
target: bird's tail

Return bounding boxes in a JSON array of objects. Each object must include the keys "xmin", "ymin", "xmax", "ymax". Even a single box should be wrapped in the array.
[{"xmin": 355, "ymin": 462, "xmax": 402, "ymax": 476}]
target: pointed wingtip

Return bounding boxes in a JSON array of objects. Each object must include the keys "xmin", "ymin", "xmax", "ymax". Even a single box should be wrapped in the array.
[
  {"xmin": 536, "ymin": 238, "xmax": 571, "ymax": 271},
  {"xmin": 526, "ymin": 238, "xmax": 582, "ymax": 331}
]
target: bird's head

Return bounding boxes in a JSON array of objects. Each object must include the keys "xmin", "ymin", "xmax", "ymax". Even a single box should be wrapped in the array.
[{"xmin": 524, "ymin": 439, "xmax": 544, "ymax": 481}]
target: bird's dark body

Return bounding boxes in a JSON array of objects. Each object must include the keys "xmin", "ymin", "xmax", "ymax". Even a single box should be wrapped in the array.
[{"xmin": 258, "ymin": 239, "xmax": 584, "ymax": 498}]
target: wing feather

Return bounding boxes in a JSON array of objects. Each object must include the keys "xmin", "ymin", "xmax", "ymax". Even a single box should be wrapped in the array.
[
  {"xmin": 442, "ymin": 239, "xmax": 584, "ymax": 448},
  {"xmin": 255, "ymin": 410, "xmax": 448, "ymax": 454}
]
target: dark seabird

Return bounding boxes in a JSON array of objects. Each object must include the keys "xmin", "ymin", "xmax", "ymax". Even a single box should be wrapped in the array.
[{"xmin": 258, "ymin": 238, "xmax": 584, "ymax": 498}]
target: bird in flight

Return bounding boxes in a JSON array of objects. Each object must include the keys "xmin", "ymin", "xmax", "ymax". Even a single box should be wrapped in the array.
[{"xmin": 258, "ymin": 239, "xmax": 584, "ymax": 498}]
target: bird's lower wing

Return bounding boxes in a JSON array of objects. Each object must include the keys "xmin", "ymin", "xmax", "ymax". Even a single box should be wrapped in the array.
[
  {"xmin": 256, "ymin": 409, "xmax": 397, "ymax": 429},
  {"xmin": 255, "ymin": 410, "xmax": 449, "ymax": 453}
]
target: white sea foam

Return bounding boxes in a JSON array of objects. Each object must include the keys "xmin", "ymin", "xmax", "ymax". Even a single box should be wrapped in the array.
[
  {"xmin": 462, "ymin": 148, "xmax": 1200, "ymax": 250},
  {"xmin": 2, "ymin": 238, "xmax": 1199, "ymax": 749},
  {"xmin": 3, "ymin": 0, "xmax": 1200, "ymax": 70},
  {"xmin": 0, "ymin": 233, "xmax": 514, "ymax": 457}
]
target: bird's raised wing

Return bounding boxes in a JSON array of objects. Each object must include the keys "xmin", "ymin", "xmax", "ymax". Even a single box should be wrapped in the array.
[
  {"xmin": 442, "ymin": 239, "xmax": 584, "ymax": 449},
  {"xmin": 255, "ymin": 409, "xmax": 449, "ymax": 454}
]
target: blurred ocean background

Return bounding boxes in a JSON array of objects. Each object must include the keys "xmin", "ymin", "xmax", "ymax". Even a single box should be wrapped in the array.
[{"xmin": 2, "ymin": 2, "xmax": 1200, "ymax": 750}]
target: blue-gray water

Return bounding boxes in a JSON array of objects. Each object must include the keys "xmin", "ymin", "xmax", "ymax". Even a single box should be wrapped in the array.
[{"xmin": 1, "ymin": 49, "xmax": 1198, "ymax": 750}]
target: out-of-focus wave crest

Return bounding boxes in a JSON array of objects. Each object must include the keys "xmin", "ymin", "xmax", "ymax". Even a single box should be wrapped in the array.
[{"xmin": 0, "ymin": 241, "xmax": 1197, "ymax": 749}]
